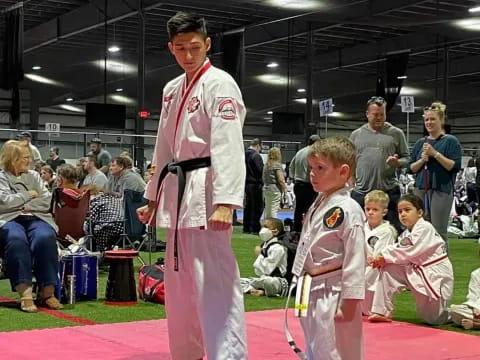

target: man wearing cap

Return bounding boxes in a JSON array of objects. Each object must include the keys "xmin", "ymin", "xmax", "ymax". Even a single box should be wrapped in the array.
[
  {"xmin": 289, "ymin": 134, "xmax": 320, "ymax": 232},
  {"xmin": 88, "ymin": 138, "xmax": 112, "ymax": 176},
  {"xmin": 19, "ymin": 131, "xmax": 42, "ymax": 164},
  {"xmin": 350, "ymin": 96, "xmax": 409, "ymax": 232}
]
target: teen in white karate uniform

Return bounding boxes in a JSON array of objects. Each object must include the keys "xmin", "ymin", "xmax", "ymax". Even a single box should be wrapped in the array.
[
  {"xmin": 289, "ymin": 137, "xmax": 366, "ymax": 360},
  {"xmin": 450, "ymin": 268, "xmax": 480, "ymax": 330},
  {"xmin": 137, "ymin": 12, "xmax": 247, "ymax": 360},
  {"xmin": 240, "ymin": 218, "xmax": 289, "ymax": 297},
  {"xmin": 362, "ymin": 190, "xmax": 397, "ymax": 315},
  {"xmin": 369, "ymin": 193, "xmax": 453, "ymax": 325}
]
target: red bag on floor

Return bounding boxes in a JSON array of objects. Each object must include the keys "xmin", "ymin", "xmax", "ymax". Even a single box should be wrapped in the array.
[{"xmin": 138, "ymin": 259, "xmax": 165, "ymax": 304}]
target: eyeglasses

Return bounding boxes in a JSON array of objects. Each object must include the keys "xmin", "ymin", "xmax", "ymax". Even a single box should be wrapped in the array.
[
  {"xmin": 423, "ymin": 105, "xmax": 440, "ymax": 111},
  {"xmin": 366, "ymin": 96, "xmax": 387, "ymax": 106}
]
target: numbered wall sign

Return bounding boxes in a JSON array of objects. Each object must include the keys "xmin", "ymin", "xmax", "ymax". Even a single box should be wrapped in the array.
[
  {"xmin": 400, "ymin": 96, "xmax": 414, "ymax": 113},
  {"xmin": 45, "ymin": 122, "xmax": 61, "ymax": 132},
  {"xmin": 319, "ymin": 98, "xmax": 334, "ymax": 117}
]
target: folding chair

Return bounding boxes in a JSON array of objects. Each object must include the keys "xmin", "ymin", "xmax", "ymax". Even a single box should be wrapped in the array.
[{"xmin": 52, "ymin": 188, "xmax": 91, "ymax": 248}]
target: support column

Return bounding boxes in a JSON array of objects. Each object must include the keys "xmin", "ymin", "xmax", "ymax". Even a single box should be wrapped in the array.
[
  {"xmin": 135, "ymin": 0, "xmax": 145, "ymax": 173},
  {"xmin": 306, "ymin": 22, "xmax": 314, "ymax": 140},
  {"xmin": 29, "ymin": 90, "xmax": 39, "ymax": 141},
  {"xmin": 443, "ymin": 45, "xmax": 449, "ymax": 105}
]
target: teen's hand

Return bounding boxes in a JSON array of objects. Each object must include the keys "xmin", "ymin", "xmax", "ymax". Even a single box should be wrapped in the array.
[
  {"xmin": 254, "ymin": 246, "xmax": 262, "ymax": 256},
  {"xmin": 208, "ymin": 205, "xmax": 233, "ymax": 231},
  {"xmin": 386, "ymin": 154, "xmax": 401, "ymax": 168},
  {"xmin": 335, "ymin": 299, "xmax": 360, "ymax": 322},
  {"xmin": 137, "ymin": 202, "xmax": 155, "ymax": 224}
]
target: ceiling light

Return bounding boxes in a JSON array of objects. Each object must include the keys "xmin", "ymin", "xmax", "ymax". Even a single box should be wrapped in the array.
[
  {"xmin": 267, "ymin": 0, "xmax": 323, "ymax": 10},
  {"xmin": 267, "ymin": 111, "xmax": 273, "ymax": 114},
  {"xmin": 66, "ymin": 97, "xmax": 73, "ymax": 102},
  {"xmin": 469, "ymin": 6, "xmax": 480, "ymax": 13},
  {"xmin": 294, "ymin": 98, "xmax": 307, "ymax": 104},
  {"xmin": 329, "ymin": 112, "xmax": 346, "ymax": 118},
  {"xmin": 32, "ymin": 65, "xmax": 41, "ymax": 70},
  {"xmin": 108, "ymin": 45, "xmax": 121, "ymax": 53},
  {"xmin": 397, "ymin": 75, "xmax": 407, "ymax": 80},
  {"xmin": 115, "ymin": 88, "xmax": 123, "ymax": 92},
  {"xmin": 297, "ymin": 88, "xmax": 306, "ymax": 93},
  {"xmin": 266, "ymin": 62, "xmax": 279, "ymax": 68},
  {"xmin": 25, "ymin": 73, "xmax": 64, "ymax": 86},
  {"xmin": 456, "ymin": 18, "xmax": 480, "ymax": 30},
  {"xmin": 93, "ymin": 60, "xmax": 136, "ymax": 74},
  {"xmin": 400, "ymin": 86, "xmax": 424, "ymax": 96},
  {"xmin": 110, "ymin": 94, "xmax": 136, "ymax": 104},
  {"xmin": 256, "ymin": 74, "xmax": 290, "ymax": 86},
  {"xmin": 59, "ymin": 104, "xmax": 84, "ymax": 113}
]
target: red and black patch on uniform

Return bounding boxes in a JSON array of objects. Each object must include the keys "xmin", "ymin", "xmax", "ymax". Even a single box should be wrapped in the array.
[
  {"xmin": 367, "ymin": 236, "xmax": 379, "ymax": 248},
  {"xmin": 399, "ymin": 236, "xmax": 413, "ymax": 246},
  {"xmin": 187, "ymin": 96, "xmax": 200, "ymax": 113},
  {"xmin": 323, "ymin": 207, "xmax": 344, "ymax": 229},
  {"xmin": 163, "ymin": 93, "xmax": 174, "ymax": 103},
  {"xmin": 218, "ymin": 98, "xmax": 237, "ymax": 120}
]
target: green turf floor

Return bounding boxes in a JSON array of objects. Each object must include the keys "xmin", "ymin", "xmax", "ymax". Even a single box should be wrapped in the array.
[{"xmin": 0, "ymin": 227, "xmax": 479, "ymax": 335}]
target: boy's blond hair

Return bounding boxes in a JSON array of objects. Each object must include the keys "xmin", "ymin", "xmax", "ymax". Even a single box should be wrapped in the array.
[
  {"xmin": 308, "ymin": 136, "xmax": 356, "ymax": 177},
  {"xmin": 364, "ymin": 190, "xmax": 390, "ymax": 209}
]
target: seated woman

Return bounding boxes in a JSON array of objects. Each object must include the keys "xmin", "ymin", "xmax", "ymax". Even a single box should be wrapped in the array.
[{"xmin": 0, "ymin": 140, "xmax": 62, "ymax": 312}]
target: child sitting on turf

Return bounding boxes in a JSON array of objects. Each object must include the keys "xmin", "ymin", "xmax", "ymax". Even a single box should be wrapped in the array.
[
  {"xmin": 369, "ymin": 193, "xmax": 454, "ymax": 325},
  {"xmin": 363, "ymin": 190, "xmax": 397, "ymax": 315},
  {"xmin": 289, "ymin": 136, "xmax": 366, "ymax": 360},
  {"xmin": 450, "ymin": 267, "xmax": 480, "ymax": 329},
  {"xmin": 240, "ymin": 218, "xmax": 289, "ymax": 297}
]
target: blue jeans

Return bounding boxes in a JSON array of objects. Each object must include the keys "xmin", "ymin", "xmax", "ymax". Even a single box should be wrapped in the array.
[{"xmin": 0, "ymin": 216, "xmax": 58, "ymax": 291}]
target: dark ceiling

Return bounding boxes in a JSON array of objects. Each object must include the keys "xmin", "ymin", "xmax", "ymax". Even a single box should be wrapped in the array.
[{"xmin": 1, "ymin": 0, "xmax": 480, "ymax": 145}]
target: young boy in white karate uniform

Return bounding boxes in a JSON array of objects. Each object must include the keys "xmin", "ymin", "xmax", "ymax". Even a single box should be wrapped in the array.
[
  {"xmin": 240, "ymin": 218, "xmax": 289, "ymax": 297},
  {"xmin": 450, "ymin": 267, "xmax": 480, "ymax": 329},
  {"xmin": 369, "ymin": 193, "xmax": 453, "ymax": 325},
  {"xmin": 362, "ymin": 190, "xmax": 397, "ymax": 315},
  {"xmin": 289, "ymin": 136, "xmax": 366, "ymax": 360}
]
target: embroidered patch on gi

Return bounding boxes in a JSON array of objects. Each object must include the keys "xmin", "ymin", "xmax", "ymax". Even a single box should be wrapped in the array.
[
  {"xmin": 163, "ymin": 93, "xmax": 174, "ymax": 102},
  {"xmin": 218, "ymin": 98, "xmax": 236, "ymax": 120},
  {"xmin": 187, "ymin": 96, "xmax": 200, "ymax": 113},
  {"xmin": 399, "ymin": 236, "xmax": 413, "ymax": 246},
  {"xmin": 367, "ymin": 236, "xmax": 379, "ymax": 248},
  {"xmin": 323, "ymin": 207, "xmax": 344, "ymax": 229}
]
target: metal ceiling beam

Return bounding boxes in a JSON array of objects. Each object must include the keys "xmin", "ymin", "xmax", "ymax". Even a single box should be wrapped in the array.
[{"xmin": 23, "ymin": 0, "xmax": 165, "ymax": 53}]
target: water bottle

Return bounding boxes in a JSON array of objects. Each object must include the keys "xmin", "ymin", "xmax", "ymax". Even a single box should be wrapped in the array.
[{"xmin": 66, "ymin": 275, "xmax": 76, "ymax": 308}]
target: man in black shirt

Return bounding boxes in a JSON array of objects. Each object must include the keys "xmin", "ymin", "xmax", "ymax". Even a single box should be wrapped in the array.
[
  {"xmin": 46, "ymin": 146, "xmax": 66, "ymax": 171},
  {"xmin": 243, "ymin": 138, "xmax": 264, "ymax": 234}
]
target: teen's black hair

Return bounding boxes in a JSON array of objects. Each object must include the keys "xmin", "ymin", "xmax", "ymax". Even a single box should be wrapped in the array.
[
  {"xmin": 398, "ymin": 193, "xmax": 424, "ymax": 211},
  {"xmin": 167, "ymin": 12, "xmax": 208, "ymax": 40}
]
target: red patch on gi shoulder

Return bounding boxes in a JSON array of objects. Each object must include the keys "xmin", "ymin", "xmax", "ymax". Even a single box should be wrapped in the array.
[
  {"xmin": 218, "ymin": 99, "xmax": 237, "ymax": 120},
  {"xmin": 163, "ymin": 93, "xmax": 174, "ymax": 102},
  {"xmin": 323, "ymin": 207, "xmax": 344, "ymax": 229},
  {"xmin": 187, "ymin": 96, "xmax": 201, "ymax": 113}
]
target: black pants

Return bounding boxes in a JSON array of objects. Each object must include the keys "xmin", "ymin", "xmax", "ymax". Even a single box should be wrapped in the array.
[
  {"xmin": 351, "ymin": 186, "xmax": 403, "ymax": 234},
  {"xmin": 243, "ymin": 183, "xmax": 263, "ymax": 233},
  {"xmin": 293, "ymin": 181, "xmax": 317, "ymax": 232}
]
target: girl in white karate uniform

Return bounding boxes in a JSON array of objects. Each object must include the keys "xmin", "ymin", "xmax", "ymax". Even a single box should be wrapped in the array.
[{"xmin": 369, "ymin": 193, "xmax": 453, "ymax": 325}]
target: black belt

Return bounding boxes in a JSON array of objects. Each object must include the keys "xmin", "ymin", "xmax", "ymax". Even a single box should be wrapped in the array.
[{"xmin": 156, "ymin": 156, "xmax": 211, "ymax": 271}]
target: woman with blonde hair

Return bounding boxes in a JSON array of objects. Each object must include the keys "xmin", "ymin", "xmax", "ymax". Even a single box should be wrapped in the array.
[
  {"xmin": 262, "ymin": 147, "xmax": 287, "ymax": 218},
  {"xmin": 409, "ymin": 102, "xmax": 462, "ymax": 247},
  {"xmin": 0, "ymin": 140, "xmax": 62, "ymax": 312}
]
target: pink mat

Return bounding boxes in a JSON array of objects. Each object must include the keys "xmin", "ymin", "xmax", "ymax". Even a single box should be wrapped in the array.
[{"xmin": 0, "ymin": 309, "xmax": 478, "ymax": 359}]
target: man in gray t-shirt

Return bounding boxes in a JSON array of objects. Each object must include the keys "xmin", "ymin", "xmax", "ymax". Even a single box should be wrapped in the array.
[
  {"xmin": 350, "ymin": 96, "xmax": 409, "ymax": 231},
  {"xmin": 82, "ymin": 155, "xmax": 108, "ymax": 192},
  {"xmin": 88, "ymin": 138, "xmax": 112, "ymax": 176}
]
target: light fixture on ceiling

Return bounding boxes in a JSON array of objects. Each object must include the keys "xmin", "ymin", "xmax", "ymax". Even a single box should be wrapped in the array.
[
  {"xmin": 294, "ymin": 98, "xmax": 307, "ymax": 104},
  {"xmin": 256, "ymin": 74, "xmax": 290, "ymax": 86},
  {"xmin": 400, "ymin": 86, "xmax": 424, "ymax": 96},
  {"xmin": 115, "ymin": 88, "xmax": 123, "ymax": 92},
  {"xmin": 266, "ymin": 62, "xmax": 279, "ymax": 68},
  {"xmin": 108, "ymin": 45, "xmax": 121, "ymax": 53},
  {"xmin": 267, "ymin": 111, "xmax": 273, "ymax": 114},
  {"xmin": 267, "ymin": 0, "xmax": 323, "ymax": 10},
  {"xmin": 65, "ymin": 97, "xmax": 73, "ymax": 102},
  {"xmin": 455, "ymin": 18, "xmax": 480, "ymax": 30},
  {"xmin": 25, "ymin": 73, "xmax": 63, "ymax": 86},
  {"xmin": 93, "ymin": 60, "xmax": 135, "ymax": 74},
  {"xmin": 397, "ymin": 75, "xmax": 408, "ymax": 80},
  {"xmin": 59, "ymin": 104, "xmax": 84, "ymax": 113},
  {"xmin": 329, "ymin": 112, "xmax": 346, "ymax": 118},
  {"xmin": 110, "ymin": 94, "xmax": 136, "ymax": 104},
  {"xmin": 32, "ymin": 65, "xmax": 41, "ymax": 70},
  {"xmin": 469, "ymin": 6, "xmax": 480, "ymax": 13},
  {"xmin": 297, "ymin": 88, "xmax": 306, "ymax": 93}
]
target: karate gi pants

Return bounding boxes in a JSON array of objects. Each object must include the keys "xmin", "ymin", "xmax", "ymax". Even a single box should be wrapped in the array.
[
  {"xmin": 371, "ymin": 264, "xmax": 450, "ymax": 325},
  {"xmin": 164, "ymin": 228, "xmax": 247, "ymax": 360},
  {"xmin": 299, "ymin": 284, "xmax": 363, "ymax": 360},
  {"xmin": 450, "ymin": 304, "xmax": 476, "ymax": 326}
]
